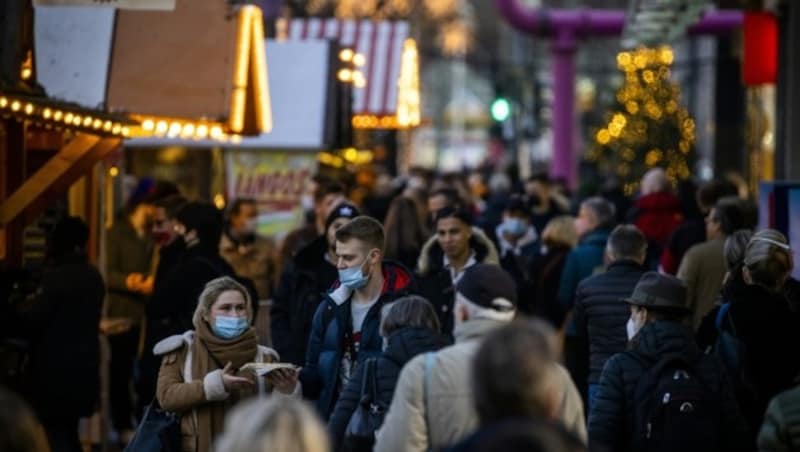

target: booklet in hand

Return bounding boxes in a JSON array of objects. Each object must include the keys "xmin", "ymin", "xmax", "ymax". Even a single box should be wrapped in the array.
[{"xmin": 240, "ymin": 362, "xmax": 299, "ymax": 376}]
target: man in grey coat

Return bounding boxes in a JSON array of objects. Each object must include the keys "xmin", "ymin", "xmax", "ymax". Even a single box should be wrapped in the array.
[{"xmin": 375, "ymin": 264, "xmax": 586, "ymax": 452}]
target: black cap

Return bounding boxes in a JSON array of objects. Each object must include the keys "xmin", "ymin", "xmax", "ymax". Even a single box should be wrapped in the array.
[
  {"xmin": 324, "ymin": 202, "xmax": 360, "ymax": 233},
  {"xmin": 456, "ymin": 264, "xmax": 517, "ymax": 311},
  {"xmin": 623, "ymin": 272, "xmax": 689, "ymax": 314},
  {"xmin": 504, "ymin": 195, "xmax": 527, "ymax": 215}
]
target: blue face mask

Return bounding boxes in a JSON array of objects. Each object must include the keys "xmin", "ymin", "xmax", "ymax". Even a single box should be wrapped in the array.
[
  {"xmin": 503, "ymin": 218, "xmax": 527, "ymax": 236},
  {"xmin": 212, "ymin": 315, "xmax": 249, "ymax": 339},
  {"xmin": 338, "ymin": 253, "xmax": 373, "ymax": 289}
]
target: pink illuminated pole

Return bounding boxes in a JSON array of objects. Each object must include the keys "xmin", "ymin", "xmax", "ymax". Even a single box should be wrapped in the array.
[{"xmin": 492, "ymin": 0, "xmax": 743, "ymax": 187}]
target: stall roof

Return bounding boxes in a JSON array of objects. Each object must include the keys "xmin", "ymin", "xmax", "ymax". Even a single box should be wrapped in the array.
[
  {"xmin": 126, "ymin": 40, "xmax": 333, "ymax": 150},
  {"xmin": 289, "ymin": 19, "xmax": 409, "ymax": 118}
]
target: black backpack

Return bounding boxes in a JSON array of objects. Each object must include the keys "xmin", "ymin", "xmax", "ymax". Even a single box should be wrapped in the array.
[{"xmin": 630, "ymin": 352, "xmax": 722, "ymax": 452}]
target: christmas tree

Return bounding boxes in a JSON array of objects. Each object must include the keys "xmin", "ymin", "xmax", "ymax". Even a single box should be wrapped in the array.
[{"xmin": 585, "ymin": 46, "xmax": 695, "ymax": 195}]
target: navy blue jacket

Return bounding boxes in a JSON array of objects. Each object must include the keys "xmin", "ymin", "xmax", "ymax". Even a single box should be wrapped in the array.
[
  {"xmin": 559, "ymin": 228, "xmax": 611, "ymax": 334},
  {"xmin": 328, "ymin": 326, "xmax": 450, "ymax": 450},
  {"xmin": 300, "ymin": 261, "xmax": 414, "ymax": 419}
]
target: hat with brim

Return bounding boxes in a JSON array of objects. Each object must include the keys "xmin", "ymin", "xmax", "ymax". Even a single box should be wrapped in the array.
[{"xmin": 623, "ymin": 271, "xmax": 691, "ymax": 314}]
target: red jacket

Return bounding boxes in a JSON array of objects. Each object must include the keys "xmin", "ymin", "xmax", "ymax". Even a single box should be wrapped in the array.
[{"xmin": 629, "ymin": 192, "xmax": 684, "ymax": 247}]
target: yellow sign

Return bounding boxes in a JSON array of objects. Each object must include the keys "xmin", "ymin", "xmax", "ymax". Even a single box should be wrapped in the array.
[{"xmin": 226, "ymin": 151, "xmax": 317, "ymax": 238}]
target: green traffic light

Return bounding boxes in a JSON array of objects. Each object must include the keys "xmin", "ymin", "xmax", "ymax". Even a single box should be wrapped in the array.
[{"xmin": 491, "ymin": 97, "xmax": 511, "ymax": 122}]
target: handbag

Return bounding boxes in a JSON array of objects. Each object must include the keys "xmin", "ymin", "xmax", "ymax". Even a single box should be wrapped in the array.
[
  {"xmin": 124, "ymin": 398, "xmax": 181, "ymax": 452},
  {"xmin": 343, "ymin": 358, "xmax": 385, "ymax": 452}
]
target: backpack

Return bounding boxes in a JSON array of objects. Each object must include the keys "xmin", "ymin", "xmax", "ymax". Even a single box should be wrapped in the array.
[
  {"xmin": 342, "ymin": 358, "xmax": 386, "ymax": 452},
  {"xmin": 630, "ymin": 352, "xmax": 722, "ymax": 452},
  {"xmin": 713, "ymin": 304, "xmax": 760, "ymax": 413}
]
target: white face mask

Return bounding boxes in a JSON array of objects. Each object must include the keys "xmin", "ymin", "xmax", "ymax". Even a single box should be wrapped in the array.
[{"xmin": 626, "ymin": 311, "xmax": 645, "ymax": 340}]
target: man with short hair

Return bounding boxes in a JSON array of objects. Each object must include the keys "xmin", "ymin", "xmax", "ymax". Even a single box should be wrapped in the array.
[
  {"xmin": 496, "ymin": 196, "xmax": 539, "ymax": 292},
  {"xmin": 295, "ymin": 216, "xmax": 414, "ymax": 420},
  {"xmin": 525, "ymin": 172, "xmax": 569, "ymax": 233},
  {"xmin": 416, "ymin": 207, "xmax": 499, "ymax": 334},
  {"xmin": 220, "ymin": 197, "xmax": 277, "ymax": 302},
  {"xmin": 559, "ymin": 196, "xmax": 615, "ymax": 409},
  {"xmin": 375, "ymin": 264, "xmax": 586, "ymax": 452},
  {"xmin": 572, "ymin": 224, "xmax": 649, "ymax": 409},
  {"xmin": 588, "ymin": 272, "xmax": 749, "ymax": 452},
  {"xmin": 271, "ymin": 203, "xmax": 361, "ymax": 366},
  {"xmin": 678, "ymin": 196, "xmax": 747, "ymax": 330}
]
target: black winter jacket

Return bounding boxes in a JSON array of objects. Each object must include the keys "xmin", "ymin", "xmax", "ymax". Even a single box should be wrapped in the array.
[
  {"xmin": 415, "ymin": 230, "xmax": 499, "ymax": 336},
  {"xmin": 723, "ymin": 282, "xmax": 800, "ymax": 433},
  {"xmin": 327, "ymin": 327, "xmax": 450, "ymax": 450},
  {"xmin": 22, "ymin": 254, "xmax": 105, "ymax": 418},
  {"xmin": 271, "ymin": 235, "xmax": 339, "ymax": 365},
  {"xmin": 572, "ymin": 260, "xmax": 648, "ymax": 384},
  {"xmin": 588, "ymin": 321, "xmax": 750, "ymax": 452}
]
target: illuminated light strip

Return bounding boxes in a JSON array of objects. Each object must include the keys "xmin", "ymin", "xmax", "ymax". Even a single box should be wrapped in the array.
[
  {"xmin": 230, "ymin": 6, "xmax": 254, "ymax": 134},
  {"xmin": 249, "ymin": 6, "xmax": 272, "ymax": 133},
  {"xmin": 129, "ymin": 115, "xmax": 228, "ymax": 141},
  {"xmin": 351, "ymin": 114, "xmax": 400, "ymax": 129},
  {"xmin": 0, "ymin": 93, "xmax": 132, "ymax": 137}
]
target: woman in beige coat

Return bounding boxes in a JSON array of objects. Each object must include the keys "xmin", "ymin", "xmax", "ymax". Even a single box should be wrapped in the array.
[{"xmin": 155, "ymin": 276, "xmax": 298, "ymax": 452}]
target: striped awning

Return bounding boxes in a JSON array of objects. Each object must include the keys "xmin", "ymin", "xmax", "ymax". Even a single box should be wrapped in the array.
[{"xmin": 289, "ymin": 19, "xmax": 409, "ymax": 117}]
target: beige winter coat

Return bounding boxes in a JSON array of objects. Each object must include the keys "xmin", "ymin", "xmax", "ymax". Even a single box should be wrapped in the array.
[
  {"xmin": 374, "ymin": 318, "xmax": 587, "ymax": 452},
  {"xmin": 154, "ymin": 332, "xmax": 281, "ymax": 452}
]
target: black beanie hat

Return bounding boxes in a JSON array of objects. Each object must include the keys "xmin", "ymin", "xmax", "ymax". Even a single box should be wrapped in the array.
[
  {"xmin": 176, "ymin": 201, "xmax": 224, "ymax": 245},
  {"xmin": 456, "ymin": 264, "xmax": 517, "ymax": 311},
  {"xmin": 324, "ymin": 202, "xmax": 360, "ymax": 233}
]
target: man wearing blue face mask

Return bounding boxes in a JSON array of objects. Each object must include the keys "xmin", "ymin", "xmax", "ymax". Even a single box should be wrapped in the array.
[
  {"xmin": 496, "ymin": 195, "xmax": 539, "ymax": 297},
  {"xmin": 293, "ymin": 216, "xmax": 415, "ymax": 420}
]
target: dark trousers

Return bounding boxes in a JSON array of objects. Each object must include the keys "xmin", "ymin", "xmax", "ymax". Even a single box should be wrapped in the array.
[
  {"xmin": 108, "ymin": 328, "xmax": 139, "ymax": 432},
  {"xmin": 564, "ymin": 334, "xmax": 590, "ymax": 418},
  {"xmin": 41, "ymin": 415, "xmax": 82, "ymax": 452},
  {"xmin": 135, "ymin": 350, "xmax": 162, "ymax": 420}
]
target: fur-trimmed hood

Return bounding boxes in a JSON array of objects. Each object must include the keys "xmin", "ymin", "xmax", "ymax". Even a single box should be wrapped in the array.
[{"xmin": 416, "ymin": 227, "xmax": 500, "ymax": 276}]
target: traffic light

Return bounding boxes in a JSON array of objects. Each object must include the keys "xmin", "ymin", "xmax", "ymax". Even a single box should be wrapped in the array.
[{"xmin": 491, "ymin": 97, "xmax": 511, "ymax": 122}]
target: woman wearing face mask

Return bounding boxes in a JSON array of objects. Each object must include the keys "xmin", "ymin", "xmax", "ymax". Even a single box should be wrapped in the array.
[
  {"xmin": 717, "ymin": 229, "xmax": 800, "ymax": 435},
  {"xmin": 327, "ymin": 296, "xmax": 450, "ymax": 451},
  {"xmin": 495, "ymin": 196, "xmax": 539, "ymax": 300},
  {"xmin": 154, "ymin": 276, "xmax": 297, "ymax": 452}
]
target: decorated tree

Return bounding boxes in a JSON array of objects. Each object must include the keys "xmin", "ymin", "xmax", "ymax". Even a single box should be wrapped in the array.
[{"xmin": 585, "ymin": 46, "xmax": 696, "ymax": 195}]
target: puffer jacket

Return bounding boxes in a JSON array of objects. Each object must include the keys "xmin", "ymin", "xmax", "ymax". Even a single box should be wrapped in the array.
[
  {"xmin": 271, "ymin": 235, "xmax": 338, "ymax": 365},
  {"xmin": 328, "ymin": 327, "xmax": 451, "ymax": 450},
  {"xmin": 588, "ymin": 321, "xmax": 750, "ymax": 452},
  {"xmin": 416, "ymin": 228, "xmax": 500, "ymax": 335},
  {"xmin": 374, "ymin": 318, "xmax": 587, "ymax": 452},
  {"xmin": 300, "ymin": 261, "xmax": 414, "ymax": 420},
  {"xmin": 572, "ymin": 260, "xmax": 648, "ymax": 384},
  {"xmin": 558, "ymin": 228, "xmax": 611, "ymax": 327},
  {"xmin": 758, "ymin": 383, "xmax": 800, "ymax": 451}
]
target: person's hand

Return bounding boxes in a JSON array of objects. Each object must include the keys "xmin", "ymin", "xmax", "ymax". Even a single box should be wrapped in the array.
[
  {"xmin": 266, "ymin": 367, "xmax": 300, "ymax": 394},
  {"xmin": 221, "ymin": 362, "xmax": 253, "ymax": 392},
  {"xmin": 139, "ymin": 275, "xmax": 155, "ymax": 295},
  {"xmin": 125, "ymin": 273, "xmax": 145, "ymax": 292}
]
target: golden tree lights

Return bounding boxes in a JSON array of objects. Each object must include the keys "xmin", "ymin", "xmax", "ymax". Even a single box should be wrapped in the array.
[
  {"xmin": 587, "ymin": 46, "xmax": 695, "ymax": 194},
  {"xmin": 396, "ymin": 39, "xmax": 421, "ymax": 128}
]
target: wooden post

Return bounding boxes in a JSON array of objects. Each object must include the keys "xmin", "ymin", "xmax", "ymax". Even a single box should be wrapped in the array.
[{"xmin": 1, "ymin": 120, "xmax": 26, "ymax": 266}]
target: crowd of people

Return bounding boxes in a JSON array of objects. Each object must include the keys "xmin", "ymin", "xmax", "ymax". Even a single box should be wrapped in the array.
[{"xmin": 2, "ymin": 166, "xmax": 800, "ymax": 452}]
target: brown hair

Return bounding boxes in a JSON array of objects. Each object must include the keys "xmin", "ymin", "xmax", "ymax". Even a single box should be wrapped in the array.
[
  {"xmin": 473, "ymin": 319, "xmax": 560, "ymax": 424},
  {"xmin": 0, "ymin": 387, "xmax": 49, "ymax": 452},
  {"xmin": 541, "ymin": 216, "xmax": 578, "ymax": 248},
  {"xmin": 607, "ymin": 224, "xmax": 647, "ymax": 261},
  {"xmin": 384, "ymin": 197, "xmax": 428, "ymax": 262},
  {"xmin": 192, "ymin": 276, "xmax": 253, "ymax": 328},
  {"xmin": 380, "ymin": 295, "xmax": 441, "ymax": 337},
  {"xmin": 335, "ymin": 216, "xmax": 386, "ymax": 252}
]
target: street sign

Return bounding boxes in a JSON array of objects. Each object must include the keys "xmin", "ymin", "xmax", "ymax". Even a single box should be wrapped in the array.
[{"xmin": 33, "ymin": 0, "xmax": 175, "ymax": 10}]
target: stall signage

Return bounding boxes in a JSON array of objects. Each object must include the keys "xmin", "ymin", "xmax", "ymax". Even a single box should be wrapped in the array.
[{"xmin": 33, "ymin": 0, "xmax": 175, "ymax": 10}]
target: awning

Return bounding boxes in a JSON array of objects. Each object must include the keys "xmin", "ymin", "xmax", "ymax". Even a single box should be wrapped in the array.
[{"xmin": 288, "ymin": 19, "xmax": 419, "ymax": 127}]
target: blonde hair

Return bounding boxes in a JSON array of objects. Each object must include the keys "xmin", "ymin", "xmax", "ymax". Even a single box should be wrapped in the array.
[
  {"xmin": 192, "ymin": 276, "xmax": 253, "ymax": 328},
  {"xmin": 541, "ymin": 215, "xmax": 579, "ymax": 248},
  {"xmin": 213, "ymin": 398, "xmax": 329, "ymax": 452},
  {"xmin": 744, "ymin": 229, "xmax": 793, "ymax": 290}
]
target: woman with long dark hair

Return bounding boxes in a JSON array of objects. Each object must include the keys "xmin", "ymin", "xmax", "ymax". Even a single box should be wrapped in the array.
[{"xmin": 383, "ymin": 196, "xmax": 429, "ymax": 271}]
